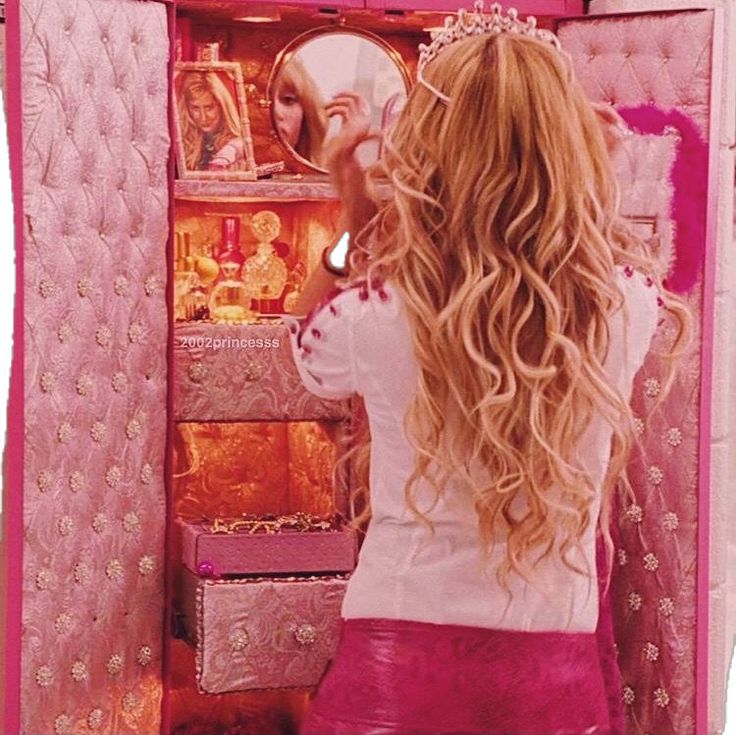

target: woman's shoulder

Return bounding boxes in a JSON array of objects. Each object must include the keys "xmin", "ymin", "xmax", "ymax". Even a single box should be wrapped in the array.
[
  {"xmin": 290, "ymin": 275, "xmax": 398, "ymax": 339},
  {"xmin": 611, "ymin": 262, "xmax": 662, "ymax": 316}
]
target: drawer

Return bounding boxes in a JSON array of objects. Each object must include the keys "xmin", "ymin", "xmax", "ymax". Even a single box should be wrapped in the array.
[
  {"xmin": 177, "ymin": 517, "xmax": 358, "ymax": 577},
  {"xmin": 174, "ymin": 323, "xmax": 352, "ymax": 422},
  {"xmin": 175, "ymin": 568, "xmax": 349, "ymax": 694}
]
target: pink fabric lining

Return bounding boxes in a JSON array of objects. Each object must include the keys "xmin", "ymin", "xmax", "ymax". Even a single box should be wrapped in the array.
[{"xmin": 3, "ymin": 1, "xmax": 26, "ymax": 732}]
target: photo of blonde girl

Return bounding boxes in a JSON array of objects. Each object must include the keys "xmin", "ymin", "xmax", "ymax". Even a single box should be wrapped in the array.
[{"xmin": 176, "ymin": 70, "xmax": 247, "ymax": 172}]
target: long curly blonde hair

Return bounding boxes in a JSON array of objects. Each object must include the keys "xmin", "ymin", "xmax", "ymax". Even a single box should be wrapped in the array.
[{"xmin": 333, "ymin": 32, "xmax": 693, "ymax": 592}]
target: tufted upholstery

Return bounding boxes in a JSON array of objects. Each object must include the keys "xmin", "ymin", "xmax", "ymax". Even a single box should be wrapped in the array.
[
  {"xmin": 20, "ymin": 0, "xmax": 169, "ymax": 733},
  {"xmin": 561, "ymin": 10, "xmax": 717, "ymax": 735},
  {"xmin": 559, "ymin": 10, "xmax": 713, "ymax": 137}
]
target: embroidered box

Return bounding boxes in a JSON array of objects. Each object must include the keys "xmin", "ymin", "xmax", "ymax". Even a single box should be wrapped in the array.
[
  {"xmin": 177, "ymin": 517, "xmax": 358, "ymax": 577},
  {"xmin": 175, "ymin": 568, "xmax": 348, "ymax": 693}
]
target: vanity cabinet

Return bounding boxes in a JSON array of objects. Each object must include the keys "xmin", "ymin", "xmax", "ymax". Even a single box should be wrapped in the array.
[
  {"xmin": 364, "ymin": 0, "xmax": 583, "ymax": 14},
  {"xmin": 3, "ymin": 0, "xmax": 733, "ymax": 734}
]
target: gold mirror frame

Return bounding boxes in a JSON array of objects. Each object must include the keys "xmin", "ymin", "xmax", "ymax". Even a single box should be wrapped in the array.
[{"xmin": 266, "ymin": 26, "xmax": 412, "ymax": 174}]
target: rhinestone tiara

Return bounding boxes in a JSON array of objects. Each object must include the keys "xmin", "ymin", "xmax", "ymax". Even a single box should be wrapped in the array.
[{"xmin": 417, "ymin": 1, "xmax": 563, "ymax": 104}]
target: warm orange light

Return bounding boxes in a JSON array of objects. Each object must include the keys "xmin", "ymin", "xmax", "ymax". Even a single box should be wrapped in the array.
[{"xmin": 234, "ymin": 6, "xmax": 281, "ymax": 23}]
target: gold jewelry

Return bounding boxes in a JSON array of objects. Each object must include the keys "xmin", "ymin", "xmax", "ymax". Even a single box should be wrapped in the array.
[{"xmin": 201, "ymin": 512, "xmax": 338, "ymax": 535}]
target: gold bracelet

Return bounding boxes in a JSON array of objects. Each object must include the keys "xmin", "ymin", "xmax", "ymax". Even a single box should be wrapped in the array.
[{"xmin": 321, "ymin": 244, "xmax": 348, "ymax": 277}]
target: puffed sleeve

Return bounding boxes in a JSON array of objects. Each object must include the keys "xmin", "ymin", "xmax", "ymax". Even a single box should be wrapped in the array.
[{"xmin": 281, "ymin": 285, "xmax": 362, "ymax": 400}]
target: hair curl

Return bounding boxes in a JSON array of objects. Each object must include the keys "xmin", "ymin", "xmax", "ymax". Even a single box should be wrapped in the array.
[{"xmin": 333, "ymin": 33, "xmax": 693, "ymax": 594}]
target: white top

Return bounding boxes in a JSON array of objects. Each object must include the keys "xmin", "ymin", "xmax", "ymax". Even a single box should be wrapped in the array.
[{"xmin": 282, "ymin": 264, "xmax": 660, "ymax": 633}]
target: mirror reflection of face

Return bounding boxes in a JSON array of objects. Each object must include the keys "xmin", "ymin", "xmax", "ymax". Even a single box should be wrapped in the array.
[
  {"xmin": 270, "ymin": 33, "xmax": 408, "ymax": 171},
  {"xmin": 273, "ymin": 79, "xmax": 304, "ymax": 149},
  {"xmin": 188, "ymin": 90, "xmax": 223, "ymax": 135}
]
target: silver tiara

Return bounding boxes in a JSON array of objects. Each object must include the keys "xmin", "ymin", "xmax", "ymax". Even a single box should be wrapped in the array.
[{"xmin": 417, "ymin": 1, "xmax": 563, "ymax": 104}]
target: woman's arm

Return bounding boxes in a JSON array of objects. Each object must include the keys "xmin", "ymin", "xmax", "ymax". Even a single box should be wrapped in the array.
[
  {"xmin": 331, "ymin": 150, "xmax": 378, "ymax": 243},
  {"xmin": 208, "ymin": 136, "xmax": 245, "ymax": 170},
  {"xmin": 290, "ymin": 92, "xmax": 378, "ymax": 317}
]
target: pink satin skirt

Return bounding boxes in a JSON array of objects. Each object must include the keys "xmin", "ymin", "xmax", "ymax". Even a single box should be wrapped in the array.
[{"xmin": 299, "ymin": 617, "xmax": 614, "ymax": 735}]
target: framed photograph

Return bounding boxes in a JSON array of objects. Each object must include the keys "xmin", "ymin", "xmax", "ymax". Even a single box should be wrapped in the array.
[{"xmin": 173, "ymin": 61, "xmax": 257, "ymax": 181}]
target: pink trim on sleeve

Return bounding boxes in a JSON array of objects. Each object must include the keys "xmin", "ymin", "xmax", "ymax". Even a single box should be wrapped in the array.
[{"xmin": 298, "ymin": 278, "xmax": 370, "ymax": 347}]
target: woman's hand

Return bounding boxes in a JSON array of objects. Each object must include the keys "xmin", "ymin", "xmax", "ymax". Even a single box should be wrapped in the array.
[
  {"xmin": 592, "ymin": 102, "xmax": 632, "ymax": 154},
  {"xmin": 323, "ymin": 91, "xmax": 378, "ymax": 171}
]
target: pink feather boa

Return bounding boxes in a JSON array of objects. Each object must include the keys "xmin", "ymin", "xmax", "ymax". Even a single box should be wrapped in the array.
[{"xmin": 617, "ymin": 105, "xmax": 709, "ymax": 294}]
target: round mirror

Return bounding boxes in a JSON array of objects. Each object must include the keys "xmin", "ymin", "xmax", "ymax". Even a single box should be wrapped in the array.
[{"xmin": 268, "ymin": 28, "xmax": 411, "ymax": 173}]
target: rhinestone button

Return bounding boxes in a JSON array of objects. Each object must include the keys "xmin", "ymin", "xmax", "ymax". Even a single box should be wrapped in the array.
[{"xmin": 294, "ymin": 623, "xmax": 317, "ymax": 646}]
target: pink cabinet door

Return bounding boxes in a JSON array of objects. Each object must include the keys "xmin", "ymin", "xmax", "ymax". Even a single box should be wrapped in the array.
[
  {"xmin": 278, "ymin": 0, "xmax": 364, "ymax": 7},
  {"xmin": 364, "ymin": 0, "xmax": 582, "ymax": 14},
  {"xmin": 3, "ymin": 1, "xmax": 173, "ymax": 734},
  {"xmin": 558, "ymin": 9, "xmax": 727, "ymax": 735}
]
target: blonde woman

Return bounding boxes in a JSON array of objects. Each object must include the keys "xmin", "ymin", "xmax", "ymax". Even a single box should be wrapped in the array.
[
  {"xmin": 272, "ymin": 57, "xmax": 328, "ymax": 166},
  {"xmin": 284, "ymin": 12, "xmax": 692, "ymax": 735},
  {"xmin": 177, "ymin": 71, "xmax": 245, "ymax": 171}
]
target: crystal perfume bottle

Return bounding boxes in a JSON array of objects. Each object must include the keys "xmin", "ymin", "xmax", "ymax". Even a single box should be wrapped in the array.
[
  {"xmin": 242, "ymin": 210, "xmax": 288, "ymax": 314},
  {"xmin": 282, "ymin": 260, "xmax": 306, "ymax": 313}
]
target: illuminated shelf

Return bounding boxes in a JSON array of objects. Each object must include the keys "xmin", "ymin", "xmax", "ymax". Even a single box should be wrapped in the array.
[
  {"xmin": 175, "ymin": 177, "xmax": 339, "ymax": 201},
  {"xmin": 174, "ymin": 177, "xmax": 392, "ymax": 202}
]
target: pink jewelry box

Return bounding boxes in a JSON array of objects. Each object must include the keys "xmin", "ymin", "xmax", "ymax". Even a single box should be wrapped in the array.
[
  {"xmin": 176, "ymin": 517, "xmax": 358, "ymax": 577},
  {"xmin": 175, "ymin": 567, "xmax": 349, "ymax": 694}
]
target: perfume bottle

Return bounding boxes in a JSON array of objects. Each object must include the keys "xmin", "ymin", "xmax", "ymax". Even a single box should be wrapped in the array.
[
  {"xmin": 194, "ymin": 243, "xmax": 220, "ymax": 290},
  {"xmin": 282, "ymin": 260, "xmax": 306, "ymax": 313},
  {"xmin": 184, "ymin": 277, "xmax": 210, "ymax": 321},
  {"xmin": 208, "ymin": 262, "xmax": 257, "ymax": 324},
  {"xmin": 209, "ymin": 218, "xmax": 255, "ymax": 323},
  {"xmin": 216, "ymin": 216, "xmax": 245, "ymax": 279},
  {"xmin": 242, "ymin": 210, "xmax": 288, "ymax": 314},
  {"xmin": 174, "ymin": 231, "xmax": 198, "ymax": 321}
]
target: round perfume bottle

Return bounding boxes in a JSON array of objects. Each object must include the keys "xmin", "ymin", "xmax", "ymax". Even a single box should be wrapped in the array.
[
  {"xmin": 195, "ymin": 242, "xmax": 220, "ymax": 288},
  {"xmin": 242, "ymin": 210, "xmax": 288, "ymax": 313}
]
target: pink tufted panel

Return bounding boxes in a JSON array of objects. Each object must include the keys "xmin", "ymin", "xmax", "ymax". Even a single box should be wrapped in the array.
[
  {"xmin": 559, "ymin": 11, "xmax": 713, "ymax": 138},
  {"xmin": 19, "ymin": 0, "xmax": 170, "ymax": 733},
  {"xmin": 561, "ymin": 11, "xmax": 717, "ymax": 735}
]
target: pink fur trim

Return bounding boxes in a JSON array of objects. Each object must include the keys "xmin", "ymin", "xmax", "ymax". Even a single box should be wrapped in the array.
[{"xmin": 618, "ymin": 105, "xmax": 708, "ymax": 294}]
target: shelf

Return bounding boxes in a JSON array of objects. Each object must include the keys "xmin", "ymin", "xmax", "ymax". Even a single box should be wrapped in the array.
[
  {"xmin": 175, "ymin": 177, "xmax": 339, "ymax": 201},
  {"xmin": 173, "ymin": 321, "xmax": 352, "ymax": 422},
  {"xmin": 175, "ymin": 177, "xmax": 393, "ymax": 202}
]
